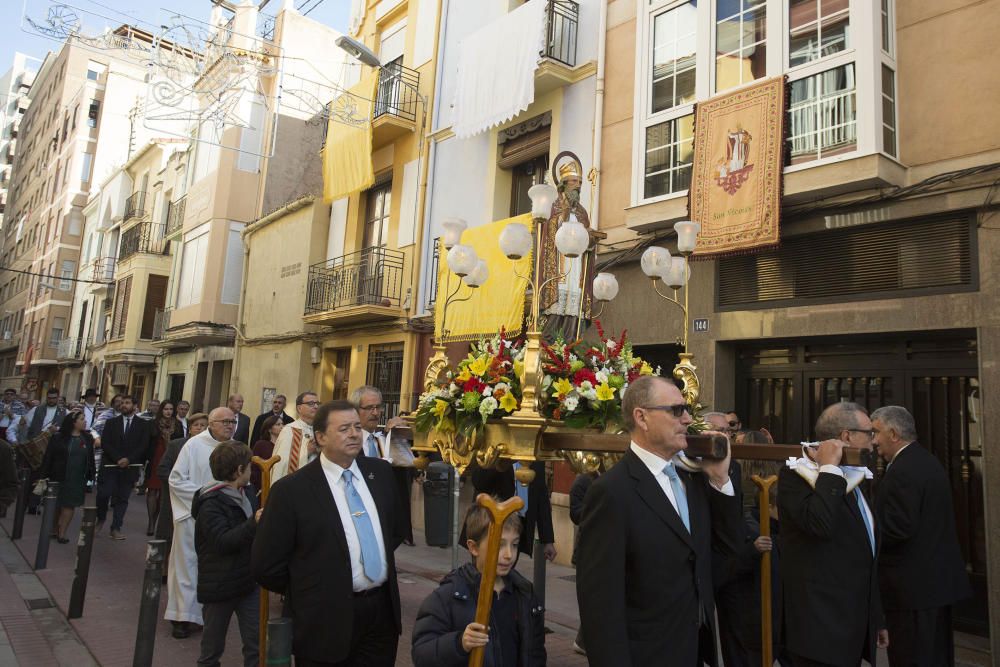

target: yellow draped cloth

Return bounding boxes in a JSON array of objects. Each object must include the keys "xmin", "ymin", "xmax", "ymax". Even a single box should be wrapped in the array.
[
  {"xmin": 434, "ymin": 214, "xmax": 534, "ymax": 341},
  {"xmin": 322, "ymin": 75, "xmax": 377, "ymax": 203}
]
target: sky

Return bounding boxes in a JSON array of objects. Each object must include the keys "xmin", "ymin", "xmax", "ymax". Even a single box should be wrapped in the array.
[{"xmin": 1, "ymin": 0, "xmax": 352, "ymax": 72}]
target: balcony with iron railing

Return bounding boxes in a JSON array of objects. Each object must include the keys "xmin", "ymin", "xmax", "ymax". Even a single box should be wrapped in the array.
[
  {"xmin": 91, "ymin": 256, "xmax": 117, "ymax": 284},
  {"xmin": 124, "ymin": 191, "xmax": 147, "ymax": 221},
  {"xmin": 372, "ymin": 61, "xmax": 421, "ymax": 148},
  {"xmin": 151, "ymin": 307, "xmax": 171, "ymax": 341},
  {"xmin": 304, "ymin": 247, "xmax": 407, "ymax": 326},
  {"xmin": 57, "ymin": 336, "xmax": 87, "ymax": 363},
  {"xmin": 534, "ymin": 0, "xmax": 584, "ymax": 94},
  {"xmin": 118, "ymin": 222, "xmax": 169, "ymax": 263},
  {"xmin": 165, "ymin": 195, "xmax": 186, "ymax": 238}
]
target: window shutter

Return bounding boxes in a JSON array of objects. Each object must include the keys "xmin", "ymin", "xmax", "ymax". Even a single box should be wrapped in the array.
[{"xmin": 140, "ymin": 275, "xmax": 168, "ymax": 339}]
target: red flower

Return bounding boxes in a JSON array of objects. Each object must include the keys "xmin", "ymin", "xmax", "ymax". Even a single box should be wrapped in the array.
[
  {"xmin": 462, "ymin": 378, "xmax": 486, "ymax": 394},
  {"xmin": 573, "ymin": 368, "xmax": 597, "ymax": 386}
]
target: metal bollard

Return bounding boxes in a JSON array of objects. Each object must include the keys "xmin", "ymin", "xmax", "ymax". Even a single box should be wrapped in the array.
[
  {"xmin": 11, "ymin": 468, "xmax": 30, "ymax": 540},
  {"xmin": 33, "ymin": 481, "xmax": 59, "ymax": 570},
  {"xmin": 68, "ymin": 506, "xmax": 98, "ymax": 618},
  {"xmin": 533, "ymin": 538, "xmax": 547, "ymax": 624},
  {"xmin": 132, "ymin": 540, "xmax": 166, "ymax": 667},
  {"xmin": 266, "ymin": 617, "xmax": 293, "ymax": 666}
]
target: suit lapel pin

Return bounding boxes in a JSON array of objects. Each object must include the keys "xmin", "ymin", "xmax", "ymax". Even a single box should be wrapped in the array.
[{"xmin": 368, "ymin": 472, "xmax": 375, "ymax": 480}]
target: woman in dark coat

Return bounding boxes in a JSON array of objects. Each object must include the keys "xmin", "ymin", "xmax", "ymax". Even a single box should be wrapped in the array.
[{"xmin": 39, "ymin": 411, "xmax": 95, "ymax": 543}]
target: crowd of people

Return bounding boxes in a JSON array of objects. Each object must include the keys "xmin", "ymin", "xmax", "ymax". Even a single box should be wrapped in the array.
[{"xmin": 0, "ymin": 375, "xmax": 974, "ymax": 667}]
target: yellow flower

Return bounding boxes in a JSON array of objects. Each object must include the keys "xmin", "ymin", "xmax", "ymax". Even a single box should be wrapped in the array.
[
  {"xmin": 640, "ymin": 361, "xmax": 653, "ymax": 376},
  {"xmin": 499, "ymin": 392, "xmax": 518, "ymax": 412},
  {"xmin": 513, "ymin": 360, "xmax": 524, "ymax": 379},
  {"xmin": 553, "ymin": 378, "xmax": 573, "ymax": 397},
  {"xmin": 595, "ymin": 383, "xmax": 616, "ymax": 401},
  {"xmin": 469, "ymin": 355, "xmax": 491, "ymax": 377},
  {"xmin": 456, "ymin": 367, "xmax": 472, "ymax": 382},
  {"xmin": 432, "ymin": 399, "xmax": 449, "ymax": 417}
]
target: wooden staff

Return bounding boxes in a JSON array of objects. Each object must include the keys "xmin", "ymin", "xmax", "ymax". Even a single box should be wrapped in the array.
[
  {"xmin": 252, "ymin": 454, "xmax": 280, "ymax": 667},
  {"xmin": 469, "ymin": 493, "xmax": 525, "ymax": 667},
  {"xmin": 751, "ymin": 474, "xmax": 778, "ymax": 667}
]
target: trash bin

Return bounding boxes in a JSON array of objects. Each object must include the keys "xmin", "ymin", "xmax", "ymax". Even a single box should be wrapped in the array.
[{"xmin": 423, "ymin": 462, "xmax": 454, "ymax": 547}]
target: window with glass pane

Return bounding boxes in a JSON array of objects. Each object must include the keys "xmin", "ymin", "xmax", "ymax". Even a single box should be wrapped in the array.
[
  {"xmin": 787, "ymin": 64, "xmax": 856, "ymax": 165},
  {"xmin": 881, "ymin": 65, "xmax": 896, "ymax": 157},
  {"xmin": 881, "ymin": 0, "xmax": 892, "ymax": 54},
  {"xmin": 644, "ymin": 114, "xmax": 694, "ymax": 198},
  {"xmin": 651, "ymin": 2, "xmax": 698, "ymax": 113},
  {"xmin": 715, "ymin": 0, "xmax": 766, "ymax": 92},
  {"xmin": 789, "ymin": 0, "xmax": 849, "ymax": 67}
]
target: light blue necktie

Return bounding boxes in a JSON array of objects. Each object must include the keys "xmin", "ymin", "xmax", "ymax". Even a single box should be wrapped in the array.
[
  {"xmin": 366, "ymin": 434, "xmax": 379, "ymax": 458},
  {"xmin": 513, "ymin": 462, "xmax": 529, "ymax": 517},
  {"xmin": 342, "ymin": 469, "xmax": 384, "ymax": 582},
  {"xmin": 663, "ymin": 463, "xmax": 690, "ymax": 532},
  {"xmin": 855, "ymin": 487, "xmax": 875, "ymax": 556}
]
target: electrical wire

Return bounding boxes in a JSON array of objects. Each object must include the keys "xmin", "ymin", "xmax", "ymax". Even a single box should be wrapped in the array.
[{"xmin": 0, "ymin": 265, "xmax": 111, "ymax": 285}]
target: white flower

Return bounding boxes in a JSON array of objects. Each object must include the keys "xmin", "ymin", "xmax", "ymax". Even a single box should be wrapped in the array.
[
  {"xmin": 569, "ymin": 353, "xmax": 578, "ymax": 362},
  {"xmin": 495, "ymin": 382, "xmax": 510, "ymax": 393},
  {"xmin": 606, "ymin": 339, "xmax": 617, "ymax": 351},
  {"xmin": 596, "ymin": 370, "xmax": 609, "ymax": 384},
  {"xmin": 542, "ymin": 375, "xmax": 553, "ymax": 389},
  {"xmin": 580, "ymin": 380, "xmax": 593, "ymax": 391},
  {"xmin": 479, "ymin": 396, "xmax": 498, "ymax": 418},
  {"xmin": 563, "ymin": 395, "xmax": 579, "ymax": 412},
  {"xmin": 482, "ymin": 386, "xmax": 493, "ymax": 397},
  {"xmin": 582, "ymin": 388, "xmax": 597, "ymax": 401},
  {"xmin": 449, "ymin": 383, "xmax": 458, "ymax": 394}
]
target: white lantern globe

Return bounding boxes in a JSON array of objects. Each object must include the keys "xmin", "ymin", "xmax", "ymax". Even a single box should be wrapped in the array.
[
  {"xmin": 498, "ymin": 223, "xmax": 533, "ymax": 260},
  {"xmin": 463, "ymin": 260, "xmax": 489, "ymax": 288},
  {"xmin": 640, "ymin": 246, "xmax": 671, "ymax": 279},
  {"xmin": 554, "ymin": 216, "xmax": 589, "ymax": 258},
  {"xmin": 664, "ymin": 257, "xmax": 690, "ymax": 289},
  {"xmin": 446, "ymin": 244, "xmax": 478, "ymax": 277},
  {"xmin": 593, "ymin": 272, "xmax": 619, "ymax": 302},
  {"xmin": 674, "ymin": 220, "xmax": 701, "ymax": 255},
  {"xmin": 441, "ymin": 217, "xmax": 468, "ymax": 250},
  {"xmin": 528, "ymin": 183, "xmax": 558, "ymax": 219}
]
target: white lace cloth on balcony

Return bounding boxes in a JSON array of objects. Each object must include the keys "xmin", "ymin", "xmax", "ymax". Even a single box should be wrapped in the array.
[{"xmin": 452, "ymin": 0, "xmax": 547, "ymax": 139}]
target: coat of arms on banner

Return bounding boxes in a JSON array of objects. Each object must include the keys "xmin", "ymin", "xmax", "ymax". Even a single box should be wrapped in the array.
[{"xmin": 689, "ymin": 77, "xmax": 785, "ymax": 257}]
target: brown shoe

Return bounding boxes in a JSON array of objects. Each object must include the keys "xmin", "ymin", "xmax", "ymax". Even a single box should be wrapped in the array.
[{"xmin": 110, "ymin": 530, "xmax": 125, "ymax": 541}]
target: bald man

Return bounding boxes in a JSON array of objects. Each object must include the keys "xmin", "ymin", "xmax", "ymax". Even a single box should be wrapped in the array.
[
  {"xmin": 228, "ymin": 394, "xmax": 250, "ymax": 444},
  {"xmin": 165, "ymin": 407, "xmax": 238, "ymax": 637}
]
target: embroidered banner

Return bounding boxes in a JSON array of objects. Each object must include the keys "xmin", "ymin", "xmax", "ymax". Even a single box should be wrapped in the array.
[{"xmin": 689, "ymin": 77, "xmax": 785, "ymax": 257}]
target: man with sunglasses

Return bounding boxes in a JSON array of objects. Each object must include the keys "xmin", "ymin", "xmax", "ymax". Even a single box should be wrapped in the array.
[
  {"xmin": 270, "ymin": 391, "xmax": 319, "ymax": 483},
  {"xmin": 576, "ymin": 375, "xmax": 743, "ymax": 667},
  {"xmin": 778, "ymin": 401, "xmax": 888, "ymax": 666}
]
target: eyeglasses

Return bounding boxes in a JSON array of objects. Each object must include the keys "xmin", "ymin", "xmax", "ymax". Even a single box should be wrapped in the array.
[
  {"xmin": 642, "ymin": 404, "xmax": 691, "ymax": 418},
  {"xmin": 359, "ymin": 404, "xmax": 383, "ymax": 412},
  {"xmin": 844, "ymin": 428, "xmax": 875, "ymax": 439},
  {"xmin": 212, "ymin": 419, "xmax": 239, "ymax": 426},
  {"xmin": 298, "ymin": 401, "xmax": 320, "ymax": 407},
  {"xmin": 727, "ymin": 421, "xmax": 740, "ymax": 428}
]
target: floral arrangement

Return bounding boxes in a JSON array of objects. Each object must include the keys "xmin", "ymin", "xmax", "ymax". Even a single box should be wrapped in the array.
[
  {"xmin": 414, "ymin": 330, "xmax": 525, "ymax": 436},
  {"xmin": 539, "ymin": 321, "xmax": 658, "ymax": 429}
]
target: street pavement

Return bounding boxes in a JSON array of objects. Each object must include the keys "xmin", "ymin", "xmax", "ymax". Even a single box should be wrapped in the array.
[{"xmin": 0, "ymin": 493, "xmax": 586, "ymax": 666}]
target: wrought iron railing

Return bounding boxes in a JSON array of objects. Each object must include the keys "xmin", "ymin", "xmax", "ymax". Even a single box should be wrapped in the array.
[
  {"xmin": 151, "ymin": 308, "xmax": 171, "ymax": 341},
  {"xmin": 119, "ymin": 222, "xmax": 169, "ymax": 262},
  {"xmin": 257, "ymin": 13, "xmax": 276, "ymax": 41},
  {"xmin": 373, "ymin": 61, "xmax": 420, "ymax": 123},
  {"xmin": 124, "ymin": 190, "xmax": 147, "ymax": 221},
  {"xmin": 57, "ymin": 336, "xmax": 87, "ymax": 361},
  {"xmin": 543, "ymin": 0, "xmax": 579, "ymax": 67},
  {"xmin": 166, "ymin": 195, "xmax": 186, "ymax": 237},
  {"xmin": 92, "ymin": 256, "xmax": 117, "ymax": 283},
  {"xmin": 305, "ymin": 247, "xmax": 406, "ymax": 315}
]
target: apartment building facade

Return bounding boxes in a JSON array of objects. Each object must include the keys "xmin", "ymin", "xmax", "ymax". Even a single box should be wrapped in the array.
[
  {"xmin": 0, "ymin": 31, "xmax": 161, "ymax": 398},
  {"xmin": 0, "ymin": 53, "xmax": 40, "ymax": 232},
  {"xmin": 592, "ymin": 0, "xmax": 998, "ymax": 656}
]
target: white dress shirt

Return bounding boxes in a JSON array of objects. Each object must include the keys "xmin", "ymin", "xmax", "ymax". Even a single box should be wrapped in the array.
[
  {"xmin": 630, "ymin": 442, "xmax": 735, "ymax": 517},
  {"xmin": 361, "ymin": 429, "xmax": 389, "ymax": 462},
  {"xmin": 82, "ymin": 402, "xmax": 101, "ymax": 429},
  {"xmin": 319, "ymin": 454, "xmax": 388, "ymax": 592}
]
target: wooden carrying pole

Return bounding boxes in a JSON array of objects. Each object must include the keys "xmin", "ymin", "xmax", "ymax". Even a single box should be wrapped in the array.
[
  {"xmin": 751, "ymin": 474, "xmax": 778, "ymax": 667},
  {"xmin": 253, "ymin": 454, "xmax": 280, "ymax": 667},
  {"xmin": 468, "ymin": 493, "xmax": 525, "ymax": 667}
]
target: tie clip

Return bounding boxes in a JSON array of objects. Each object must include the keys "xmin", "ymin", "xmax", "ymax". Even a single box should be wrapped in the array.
[{"xmin": 352, "ymin": 511, "xmax": 366, "ymax": 517}]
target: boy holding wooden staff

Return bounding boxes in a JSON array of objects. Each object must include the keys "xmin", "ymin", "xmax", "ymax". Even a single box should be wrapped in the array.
[{"xmin": 411, "ymin": 497, "xmax": 546, "ymax": 667}]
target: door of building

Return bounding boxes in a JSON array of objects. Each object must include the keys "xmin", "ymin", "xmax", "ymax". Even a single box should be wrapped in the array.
[
  {"xmin": 366, "ymin": 343, "xmax": 404, "ymax": 421},
  {"xmin": 733, "ymin": 331, "xmax": 986, "ymax": 635}
]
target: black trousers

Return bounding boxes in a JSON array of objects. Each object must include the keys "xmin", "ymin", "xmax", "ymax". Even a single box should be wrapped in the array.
[
  {"xmin": 294, "ymin": 586, "xmax": 398, "ymax": 667},
  {"xmin": 885, "ymin": 606, "xmax": 954, "ymax": 667},
  {"xmin": 96, "ymin": 467, "xmax": 137, "ymax": 530}
]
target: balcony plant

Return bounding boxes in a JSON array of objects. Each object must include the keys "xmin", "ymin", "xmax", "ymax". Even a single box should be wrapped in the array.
[{"xmin": 414, "ymin": 329, "xmax": 525, "ymax": 436}]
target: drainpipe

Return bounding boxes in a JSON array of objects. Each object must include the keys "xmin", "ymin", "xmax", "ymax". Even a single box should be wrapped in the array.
[{"xmin": 590, "ymin": 0, "xmax": 608, "ymax": 231}]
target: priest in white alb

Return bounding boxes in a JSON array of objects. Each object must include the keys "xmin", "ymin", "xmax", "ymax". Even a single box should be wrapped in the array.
[{"xmin": 164, "ymin": 407, "xmax": 237, "ymax": 638}]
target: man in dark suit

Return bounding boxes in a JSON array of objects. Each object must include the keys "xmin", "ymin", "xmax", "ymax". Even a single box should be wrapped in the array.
[
  {"xmin": 249, "ymin": 394, "xmax": 293, "ymax": 446},
  {"xmin": 252, "ymin": 400, "xmax": 404, "ymax": 666},
  {"xmin": 470, "ymin": 459, "xmax": 556, "ymax": 561},
  {"xmin": 779, "ymin": 401, "xmax": 888, "ymax": 666},
  {"xmin": 576, "ymin": 375, "xmax": 743, "ymax": 667},
  {"xmin": 871, "ymin": 405, "xmax": 971, "ymax": 667},
  {"xmin": 96, "ymin": 394, "xmax": 155, "ymax": 539},
  {"xmin": 228, "ymin": 394, "xmax": 250, "ymax": 445}
]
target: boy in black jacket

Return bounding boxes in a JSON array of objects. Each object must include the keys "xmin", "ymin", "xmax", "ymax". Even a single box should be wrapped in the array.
[
  {"xmin": 192, "ymin": 441, "xmax": 260, "ymax": 667},
  {"xmin": 412, "ymin": 502, "xmax": 546, "ymax": 667}
]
